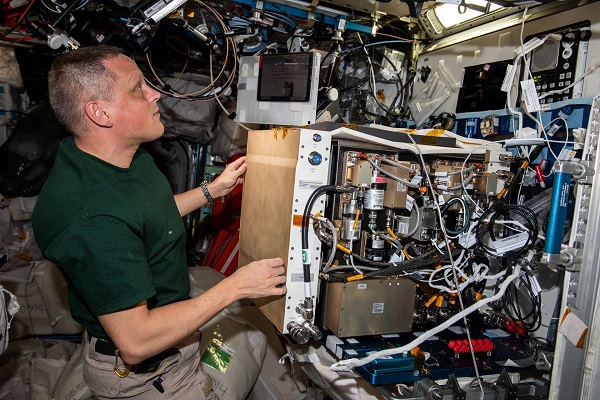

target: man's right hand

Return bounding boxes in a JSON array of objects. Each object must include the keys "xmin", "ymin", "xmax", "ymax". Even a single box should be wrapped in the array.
[{"xmin": 226, "ymin": 257, "xmax": 287, "ymax": 300}]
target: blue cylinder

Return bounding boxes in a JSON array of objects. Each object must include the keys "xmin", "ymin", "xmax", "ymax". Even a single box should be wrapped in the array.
[
  {"xmin": 466, "ymin": 117, "xmax": 476, "ymax": 138},
  {"xmin": 544, "ymin": 170, "xmax": 571, "ymax": 255}
]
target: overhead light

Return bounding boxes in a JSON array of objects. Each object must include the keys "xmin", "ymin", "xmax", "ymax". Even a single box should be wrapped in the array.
[
  {"xmin": 427, "ymin": 14, "xmax": 527, "ymax": 52},
  {"xmin": 434, "ymin": 1, "xmax": 503, "ymax": 28}
]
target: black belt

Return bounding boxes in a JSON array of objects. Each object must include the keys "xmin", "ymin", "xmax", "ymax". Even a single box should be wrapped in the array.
[{"xmin": 91, "ymin": 336, "xmax": 177, "ymax": 374}]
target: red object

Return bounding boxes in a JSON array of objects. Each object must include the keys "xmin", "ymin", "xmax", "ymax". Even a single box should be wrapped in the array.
[
  {"xmin": 505, "ymin": 318, "xmax": 526, "ymax": 336},
  {"xmin": 448, "ymin": 340, "xmax": 456, "ymax": 352},
  {"xmin": 448, "ymin": 338, "xmax": 494, "ymax": 354},
  {"xmin": 211, "ymin": 230, "xmax": 239, "ymax": 276},
  {"xmin": 202, "ymin": 229, "xmax": 239, "ymax": 276},
  {"xmin": 535, "ymin": 164, "xmax": 546, "ymax": 188},
  {"xmin": 207, "ymin": 154, "xmax": 246, "ymax": 231},
  {"xmin": 202, "ymin": 153, "xmax": 246, "ymax": 275}
]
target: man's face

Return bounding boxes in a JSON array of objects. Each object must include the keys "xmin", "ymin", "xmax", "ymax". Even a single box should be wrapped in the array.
[{"xmin": 103, "ymin": 54, "xmax": 164, "ymax": 144}]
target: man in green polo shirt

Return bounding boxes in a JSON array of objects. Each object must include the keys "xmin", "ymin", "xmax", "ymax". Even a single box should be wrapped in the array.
[{"xmin": 31, "ymin": 45, "xmax": 286, "ymax": 399}]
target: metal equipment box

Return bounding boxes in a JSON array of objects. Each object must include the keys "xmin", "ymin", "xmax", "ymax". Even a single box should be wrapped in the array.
[{"xmin": 324, "ymin": 277, "xmax": 416, "ymax": 337}]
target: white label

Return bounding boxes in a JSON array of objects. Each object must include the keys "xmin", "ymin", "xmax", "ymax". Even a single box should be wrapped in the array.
[
  {"xmin": 501, "ymin": 64, "xmax": 515, "ymax": 92},
  {"xmin": 143, "ymin": 0, "xmax": 166, "ymax": 18},
  {"xmin": 372, "ymin": 238, "xmax": 385, "ymax": 249},
  {"xmin": 438, "ymin": 194, "xmax": 446, "ymax": 206},
  {"xmin": 406, "ymin": 194, "xmax": 415, "ymax": 211},
  {"xmin": 372, "ymin": 303, "xmax": 384, "ymax": 314},
  {"xmin": 558, "ymin": 148, "xmax": 577, "ymax": 161},
  {"xmin": 380, "ymin": 333, "xmax": 400, "ymax": 338},
  {"xmin": 515, "ymin": 37, "xmax": 543, "ymax": 55},
  {"xmin": 520, "ymin": 79, "xmax": 541, "ymax": 112},
  {"xmin": 357, "ymin": 283, "xmax": 367, "ymax": 289},
  {"xmin": 397, "ymin": 221, "xmax": 410, "ymax": 234},
  {"xmin": 458, "ymin": 231, "xmax": 477, "ymax": 249},
  {"xmin": 489, "ymin": 232, "xmax": 529, "ymax": 253},
  {"xmin": 529, "ymin": 275, "xmax": 542, "ymax": 296},
  {"xmin": 298, "ymin": 180, "xmax": 326, "ymax": 189},
  {"xmin": 364, "ymin": 189, "xmax": 384, "ymax": 210}
]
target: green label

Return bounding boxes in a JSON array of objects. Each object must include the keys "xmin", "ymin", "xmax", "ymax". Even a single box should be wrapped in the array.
[{"xmin": 200, "ymin": 343, "xmax": 231, "ymax": 373}]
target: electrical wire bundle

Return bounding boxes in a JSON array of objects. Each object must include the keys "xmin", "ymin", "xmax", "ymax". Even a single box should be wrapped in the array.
[
  {"xmin": 502, "ymin": 269, "xmax": 542, "ymax": 333},
  {"xmin": 474, "ymin": 202, "xmax": 539, "ymax": 258},
  {"xmin": 361, "ymin": 247, "xmax": 463, "ymax": 278},
  {"xmin": 328, "ymin": 32, "xmax": 418, "ymax": 122},
  {"xmin": 144, "ymin": 0, "xmax": 238, "ymax": 102}
]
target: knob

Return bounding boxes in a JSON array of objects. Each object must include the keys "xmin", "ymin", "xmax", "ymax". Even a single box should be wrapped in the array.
[
  {"xmin": 308, "ymin": 151, "xmax": 322, "ymax": 166},
  {"xmin": 47, "ymin": 33, "xmax": 64, "ymax": 50}
]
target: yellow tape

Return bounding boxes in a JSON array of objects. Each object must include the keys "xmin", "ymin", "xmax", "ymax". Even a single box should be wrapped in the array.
[
  {"xmin": 425, "ymin": 129, "xmax": 446, "ymax": 137},
  {"xmin": 347, "ymin": 274, "xmax": 364, "ymax": 282}
]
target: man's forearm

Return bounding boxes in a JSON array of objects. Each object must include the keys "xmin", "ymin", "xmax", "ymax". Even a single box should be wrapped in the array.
[{"xmin": 99, "ymin": 277, "xmax": 240, "ymax": 365}]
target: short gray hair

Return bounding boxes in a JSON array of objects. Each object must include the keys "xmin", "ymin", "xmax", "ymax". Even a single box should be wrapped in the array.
[{"xmin": 48, "ymin": 45, "xmax": 124, "ymax": 136}]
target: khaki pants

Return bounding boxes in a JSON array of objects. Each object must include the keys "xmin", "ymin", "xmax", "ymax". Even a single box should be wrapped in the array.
[{"xmin": 82, "ymin": 332, "xmax": 218, "ymax": 399}]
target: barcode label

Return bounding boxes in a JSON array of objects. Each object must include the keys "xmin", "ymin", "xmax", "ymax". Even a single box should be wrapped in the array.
[{"xmin": 372, "ymin": 303, "xmax": 384, "ymax": 314}]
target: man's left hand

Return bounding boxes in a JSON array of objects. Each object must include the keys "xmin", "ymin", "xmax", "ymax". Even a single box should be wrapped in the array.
[{"xmin": 208, "ymin": 156, "xmax": 247, "ymax": 199}]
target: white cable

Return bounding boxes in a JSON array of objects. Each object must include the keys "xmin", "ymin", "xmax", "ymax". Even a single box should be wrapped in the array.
[
  {"xmin": 506, "ymin": 7, "xmax": 561, "ymax": 138},
  {"xmin": 393, "ymin": 130, "xmax": 486, "ymax": 386},
  {"xmin": 330, "ymin": 265, "xmax": 522, "ymax": 373},
  {"xmin": 208, "ymin": 50, "xmax": 253, "ymax": 132},
  {"xmin": 345, "ymin": 236, "xmax": 362, "ymax": 274},
  {"xmin": 541, "ymin": 117, "xmax": 570, "ymax": 160}
]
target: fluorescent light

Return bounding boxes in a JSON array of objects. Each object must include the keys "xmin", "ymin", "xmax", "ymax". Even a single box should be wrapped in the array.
[{"xmin": 435, "ymin": 1, "xmax": 503, "ymax": 28}]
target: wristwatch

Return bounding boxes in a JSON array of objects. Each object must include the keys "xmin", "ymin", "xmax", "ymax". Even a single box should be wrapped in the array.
[{"xmin": 200, "ymin": 181, "xmax": 214, "ymax": 207}]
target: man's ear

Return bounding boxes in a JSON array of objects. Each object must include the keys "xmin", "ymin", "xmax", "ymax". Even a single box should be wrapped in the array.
[{"xmin": 85, "ymin": 101, "xmax": 113, "ymax": 128}]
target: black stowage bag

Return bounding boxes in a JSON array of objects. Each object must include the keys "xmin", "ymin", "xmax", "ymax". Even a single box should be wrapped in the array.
[{"xmin": 0, "ymin": 103, "xmax": 69, "ymax": 198}]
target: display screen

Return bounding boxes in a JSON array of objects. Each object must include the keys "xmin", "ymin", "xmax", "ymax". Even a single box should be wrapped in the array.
[
  {"xmin": 456, "ymin": 60, "xmax": 512, "ymax": 113},
  {"xmin": 257, "ymin": 52, "xmax": 313, "ymax": 102}
]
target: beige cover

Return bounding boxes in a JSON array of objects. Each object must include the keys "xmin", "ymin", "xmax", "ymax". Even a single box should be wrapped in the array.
[
  {"xmin": 0, "ymin": 260, "xmax": 83, "ymax": 339},
  {"xmin": 238, "ymin": 128, "xmax": 302, "ymax": 331}
]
